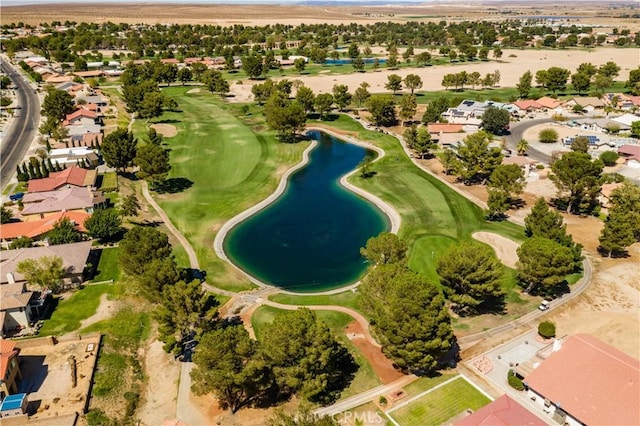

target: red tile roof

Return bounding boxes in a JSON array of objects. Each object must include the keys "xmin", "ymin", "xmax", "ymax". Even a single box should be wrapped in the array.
[
  {"xmin": 0, "ymin": 211, "xmax": 90, "ymax": 240},
  {"xmin": 618, "ymin": 144, "xmax": 640, "ymax": 161},
  {"xmin": 63, "ymin": 109, "xmax": 97, "ymax": 126},
  {"xmin": 535, "ymin": 97, "xmax": 563, "ymax": 109},
  {"xmin": 455, "ymin": 395, "xmax": 545, "ymax": 426},
  {"xmin": 27, "ymin": 166, "xmax": 90, "ymax": 193},
  {"xmin": 427, "ymin": 123, "xmax": 464, "ymax": 133},
  {"xmin": 0, "ymin": 339, "xmax": 20, "ymax": 381},
  {"xmin": 512, "ymin": 100, "xmax": 543, "ymax": 110},
  {"xmin": 524, "ymin": 334, "xmax": 640, "ymax": 425}
]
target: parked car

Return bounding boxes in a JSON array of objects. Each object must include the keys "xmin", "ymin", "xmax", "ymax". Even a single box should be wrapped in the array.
[
  {"xmin": 538, "ymin": 300, "xmax": 550, "ymax": 311},
  {"xmin": 9, "ymin": 192, "xmax": 24, "ymax": 201}
]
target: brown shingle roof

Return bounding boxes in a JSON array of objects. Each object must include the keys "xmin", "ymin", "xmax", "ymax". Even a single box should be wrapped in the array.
[
  {"xmin": 0, "ymin": 241, "xmax": 92, "ymax": 284},
  {"xmin": 524, "ymin": 334, "xmax": 640, "ymax": 425},
  {"xmin": 0, "ymin": 283, "xmax": 33, "ymax": 310}
]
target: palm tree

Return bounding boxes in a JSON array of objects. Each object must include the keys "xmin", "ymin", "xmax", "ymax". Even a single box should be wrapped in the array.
[{"xmin": 516, "ymin": 139, "xmax": 529, "ymax": 156}]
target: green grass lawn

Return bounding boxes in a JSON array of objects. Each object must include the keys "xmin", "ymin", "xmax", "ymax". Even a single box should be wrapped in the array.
[
  {"xmin": 98, "ymin": 171, "xmax": 119, "ymax": 192},
  {"xmin": 38, "ymin": 284, "xmax": 118, "ymax": 336},
  {"xmin": 81, "ymin": 307, "xmax": 151, "ymax": 398},
  {"xmin": 312, "ymin": 115, "xmax": 536, "ymax": 331},
  {"xmin": 136, "ymin": 87, "xmax": 309, "ymax": 292},
  {"xmin": 389, "ymin": 377, "xmax": 491, "ymax": 426},
  {"xmin": 250, "ymin": 306, "xmax": 382, "ymax": 400},
  {"xmin": 268, "ymin": 289, "xmax": 363, "ymax": 314},
  {"xmin": 401, "ymin": 373, "xmax": 457, "ymax": 397},
  {"xmin": 92, "ymin": 247, "xmax": 121, "ymax": 282}
]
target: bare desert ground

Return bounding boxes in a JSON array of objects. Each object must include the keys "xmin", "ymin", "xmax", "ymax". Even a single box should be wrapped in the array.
[
  {"xmin": 2, "ymin": 1, "xmax": 639, "ymax": 28},
  {"xmin": 228, "ymin": 47, "xmax": 640, "ymax": 102}
]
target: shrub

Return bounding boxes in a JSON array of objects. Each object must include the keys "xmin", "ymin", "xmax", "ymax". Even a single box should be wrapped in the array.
[
  {"xmin": 539, "ymin": 128, "xmax": 559, "ymax": 143},
  {"xmin": 536, "ymin": 164, "xmax": 544, "ymax": 170},
  {"xmin": 538, "ymin": 320, "xmax": 556, "ymax": 339},
  {"xmin": 599, "ymin": 151, "xmax": 619, "ymax": 166},
  {"xmin": 379, "ymin": 395, "xmax": 388, "ymax": 406},
  {"xmin": 507, "ymin": 369, "xmax": 525, "ymax": 391},
  {"xmin": 551, "ymin": 114, "xmax": 568, "ymax": 122}
]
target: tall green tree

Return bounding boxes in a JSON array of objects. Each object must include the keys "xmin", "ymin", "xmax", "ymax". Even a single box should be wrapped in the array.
[
  {"xmin": 177, "ymin": 67, "xmax": 192, "ymax": 85},
  {"xmin": 295, "ymin": 86, "xmax": 315, "ymax": 114},
  {"xmin": 517, "ymin": 237, "xmax": 575, "ymax": 294},
  {"xmin": 16, "ymin": 256, "xmax": 65, "ymax": 293},
  {"xmin": 135, "ymin": 143, "xmax": 171, "ymax": 189},
  {"xmin": 84, "ymin": 208, "xmax": 122, "ymax": 242},
  {"xmin": 191, "ymin": 326, "xmax": 272, "ymax": 413},
  {"xmin": 361, "ymin": 264, "xmax": 455, "ymax": 374},
  {"xmin": 398, "ymin": 94, "xmax": 417, "ymax": 124},
  {"xmin": 488, "ymin": 164, "xmax": 525, "ymax": 202},
  {"xmin": 437, "ymin": 242, "xmax": 505, "ymax": 314},
  {"xmin": 352, "ymin": 82, "xmax": 371, "ymax": 107},
  {"xmin": 385, "ymin": 74, "xmax": 403, "ymax": 94},
  {"xmin": 455, "ymin": 131, "xmax": 504, "ymax": 184},
  {"xmin": 366, "ymin": 95, "xmax": 396, "ymax": 127},
  {"xmin": 155, "ymin": 279, "xmax": 218, "ymax": 354},
  {"xmin": 264, "ymin": 93, "xmax": 307, "ymax": 142},
  {"xmin": 516, "ymin": 70, "xmax": 533, "ymax": 98},
  {"xmin": 414, "ymin": 127, "xmax": 435, "ymax": 159},
  {"xmin": 119, "ymin": 226, "xmax": 174, "ymax": 277},
  {"xmin": 1, "ymin": 205, "xmax": 13, "ymax": 224},
  {"xmin": 571, "ymin": 72, "xmax": 591, "ymax": 95},
  {"xmin": 242, "ymin": 54, "xmax": 265, "ymax": 79},
  {"xmin": 314, "ymin": 93, "xmax": 334, "ymax": 119},
  {"xmin": 260, "ymin": 309, "xmax": 356, "ymax": 404},
  {"xmin": 486, "ymin": 188, "xmax": 510, "ymax": 220},
  {"xmin": 47, "ymin": 217, "xmax": 82, "ymax": 245},
  {"xmin": 550, "ymin": 152, "xmax": 603, "ymax": 214},
  {"xmin": 481, "ymin": 107, "xmax": 510, "ymax": 135},
  {"xmin": 42, "ymin": 88, "xmax": 75, "ymax": 121},
  {"xmin": 599, "ymin": 182, "xmax": 640, "ymax": 256},
  {"xmin": 421, "ymin": 96, "xmax": 450, "ymax": 124},
  {"xmin": 101, "ymin": 128, "xmax": 137, "ymax": 173},
  {"xmin": 331, "ymin": 85, "xmax": 351, "ymax": 111},
  {"xmin": 545, "ymin": 67, "xmax": 571, "ymax": 94},
  {"xmin": 403, "ymin": 74, "xmax": 423, "ymax": 95},
  {"xmin": 360, "ymin": 232, "xmax": 407, "ymax": 265}
]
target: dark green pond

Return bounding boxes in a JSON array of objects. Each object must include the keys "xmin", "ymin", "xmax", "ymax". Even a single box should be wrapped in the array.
[{"xmin": 223, "ymin": 130, "xmax": 390, "ymax": 292}]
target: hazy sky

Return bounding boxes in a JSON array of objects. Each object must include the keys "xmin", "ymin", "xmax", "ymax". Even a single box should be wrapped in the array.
[{"xmin": 2, "ymin": 0, "xmax": 445, "ymax": 5}]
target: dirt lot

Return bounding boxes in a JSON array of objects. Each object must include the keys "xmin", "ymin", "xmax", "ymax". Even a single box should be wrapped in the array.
[
  {"xmin": 16, "ymin": 334, "xmax": 101, "ymax": 421},
  {"xmin": 3, "ymin": 1, "xmax": 638, "ymax": 28}
]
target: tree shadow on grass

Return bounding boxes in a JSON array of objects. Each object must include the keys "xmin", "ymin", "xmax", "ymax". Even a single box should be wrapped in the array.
[
  {"xmin": 154, "ymin": 177, "xmax": 194, "ymax": 194},
  {"xmin": 155, "ymin": 118, "xmax": 181, "ymax": 124}
]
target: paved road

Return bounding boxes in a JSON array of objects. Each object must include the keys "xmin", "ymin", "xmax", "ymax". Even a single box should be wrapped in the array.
[
  {"xmin": 506, "ymin": 118, "xmax": 553, "ymax": 164},
  {"xmin": 1, "ymin": 58, "xmax": 40, "ymax": 190}
]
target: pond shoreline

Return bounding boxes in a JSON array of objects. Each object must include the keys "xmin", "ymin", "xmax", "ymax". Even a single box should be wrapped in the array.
[{"xmin": 212, "ymin": 127, "xmax": 401, "ymax": 294}]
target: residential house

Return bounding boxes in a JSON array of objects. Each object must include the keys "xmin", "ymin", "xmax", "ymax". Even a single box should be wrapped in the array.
[
  {"xmin": 427, "ymin": 123, "xmax": 464, "ymax": 146},
  {"xmin": 564, "ymin": 96, "xmax": 606, "ymax": 113},
  {"xmin": 0, "ymin": 340, "xmax": 22, "ymax": 398},
  {"xmin": 454, "ymin": 394, "xmax": 545, "ymax": 426},
  {"xmin": 535, "ymin": 96, "xmax": 564, "ymax": 112},
  {"xmin": 0, "ymin": 211, "xmax": 90, "ymax": 249},
  {"xmin": 27, "ymin": 166, "xmax": 97, "ymax": 193},
  {"xmin": 612, "ymin": 113, "xmax": 640, "ymax": 127},
  {"xmin": 522, "ymin": 334, "xmax": 640, "ymax": 426},
  {"xmin": 0, "ymin": 282, "xmax": 35, "ymax": 335},
  {"xmin": 71, "ymin": 70, "xmax": 103, "ymax": 78},
  {"xmin": 511, "ymin": 100, "xmax": 544, "ymax": 115},
  {"xmin": 573, "ymin": 118, "xmax": 630, "ymax": 134},
  {"xmin": 47, "ymin": 147, "xmax": 100, "ymax": 167},
  {"xmin": 0, "ymin": 241, "xmax": 93, "ymax": 285},
  {"xmin": 62, "ymin": 109, "xmax": 98, "ymax": 127},
  {"xmin": 21, "ymin": 186, "xmax": 106, "ymax": 219},
  {"xmin": 618, "ymin": 144, "xmax": 640, "ymax": 168}
]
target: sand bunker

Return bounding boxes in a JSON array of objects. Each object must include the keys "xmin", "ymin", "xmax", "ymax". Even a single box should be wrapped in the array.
[
  {"xmin": 186, "ymin": 88, "xmax": 202, "ymax": 94},
  {"xmin": 151, "ymin": 123, "xmax": 178, "ymax": 138},
  {"xmin": 472, "ymin": 231, "xmax": 520, "ymax": 269}
]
